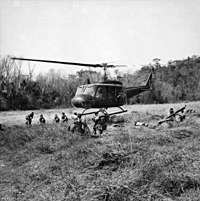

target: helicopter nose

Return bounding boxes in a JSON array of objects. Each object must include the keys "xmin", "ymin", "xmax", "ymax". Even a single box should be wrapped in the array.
[{"xmin": 71, "ymin": 94, "xmax": 94, "ymax": 108}]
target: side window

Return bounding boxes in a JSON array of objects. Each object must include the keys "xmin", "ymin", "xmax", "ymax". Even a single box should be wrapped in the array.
[
  {"xmin": 106, "ymin": 86, "xmax": 123, "ymax": 102},
  {"xmin": 95, "ymin": 87, "xmax": 103, "ymax": 98},
  {"xmin": 116, "ymin": 87, "xmax": 123, "ymax": 101},
  {"xmin": 106, "ymin": 86, "xmax": 115, "ymax": 99},
  {"xmin": 116, "ymin": 87, "xmax": 122, "ymax": 97}
]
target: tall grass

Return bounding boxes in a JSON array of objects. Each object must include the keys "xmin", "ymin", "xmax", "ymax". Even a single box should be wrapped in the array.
[{"xmin": 1, "ymin": 103, "xmax": 200, "ymax": 200}]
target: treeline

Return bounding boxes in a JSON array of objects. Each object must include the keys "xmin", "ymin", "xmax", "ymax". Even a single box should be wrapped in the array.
[
  {"xmin": 0, "ymin": 55, "xmax": 200, "ymax": 111},
  {"xmin": 0, "ymin": 56, "xmax": 102, "ymax": 110},
  {"xmin": 130, "ymin": 55, "xmax": 200, "ymax": 104}
]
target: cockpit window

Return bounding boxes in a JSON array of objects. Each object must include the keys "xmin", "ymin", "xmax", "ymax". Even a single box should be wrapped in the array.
[
  {"xmin": 84, "ymin": 85, "xmax": 96, "ymax": 97},
  {"xmin": 75, "ymin": 86, "xmax": 84, "ymax": 95}
]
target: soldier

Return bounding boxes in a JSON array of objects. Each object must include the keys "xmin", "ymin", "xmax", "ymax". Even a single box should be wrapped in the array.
[
  {"xmin": 61, "ymin": 112, "xmax": 68, "ymax": 123},
  {"xmin": 167, "ymin": 108, "xmax": 175, "ymax": 122},
  {"xmin": 92, "ymin": 112, "xmax": 99, "ymax": 134},
  {"xmin": 169, "ymin": 108, "xmax": 174, "ymax": 115},
  {"xmin": 25, "ymin": 112, "xmax": 34, "ymax": 125},
  {"xmin": 39, "ymin": 114, "xmax": 46, "ymax": 124},
  {"xmin": 54, "ymin": 114, "xmax": 60, "ymax": 123},
  {"xmin": 176, "ymin": 107, "xmax": 186, "ymax": 122},
  {"xmin": 70, "ymin": 112, "xmax": 86, "ymax": 133},
  {"xmin": 99, "ymin": 108, "xmax": 109, "ymax": 128},
  {"xmin": 92, "ymin": 108, "xmax": 109, "ymax": 135}
]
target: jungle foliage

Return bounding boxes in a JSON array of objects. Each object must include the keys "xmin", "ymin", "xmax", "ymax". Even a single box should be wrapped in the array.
[{"xmin": 0, "ymin": 55, "xmax": 200, "ymax": 111}]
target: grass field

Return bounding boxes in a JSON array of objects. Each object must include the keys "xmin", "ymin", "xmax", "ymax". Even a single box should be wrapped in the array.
[
  {"xmin": 1, "ymin": 102, "xmax": 200, "ymax": 200},
  {"xmin": 1, "ymin": 101, "xmax": 199, "ymax": 126}
]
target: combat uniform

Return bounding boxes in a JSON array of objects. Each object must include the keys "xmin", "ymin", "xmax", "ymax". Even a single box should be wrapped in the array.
[
  {"xmin": 39, "ymin": 114, "xmax": 46, "ymax": 124},
  {"xmin": 61, "ymin": 112, "xmax": 68, "ymax": 123},
  {"xmin": 167, "ymin": 108, "xmax": 175, "ymax": 122},
  {"xmin": 92, "ymin": 109, "xmax": 108, "ymax": 135},
  {"xmin": 175, "ymin": 108, "xmax": 186, "ymax": 122},
  {"xmin": 26, "ymin": 112, "xmax": 34, "ymax": 125},
  {"xmin": 54, "ymin": 114, "xmax": 60, "ymax": 123},
  {"xmin": 70, "ymin": 113, "xmax": 85, "ymax": 133}
]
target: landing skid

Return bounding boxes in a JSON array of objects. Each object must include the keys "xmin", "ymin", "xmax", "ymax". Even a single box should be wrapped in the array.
[
  {"xmin": 108, "ymin": 106, "xmax": 127, "ymax": 116},
  {"xmin": 81, "ymin": 109, "xmax": 98, "ymax": 116},
  {"xmin": 81, "ymin": 106, "xmax": 127, "ymax": 117}
]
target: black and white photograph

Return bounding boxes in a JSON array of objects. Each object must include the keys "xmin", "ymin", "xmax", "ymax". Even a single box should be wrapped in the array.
[{"xmin": 1, "ymin": 0, "xmax": 200, "ymax": 200}]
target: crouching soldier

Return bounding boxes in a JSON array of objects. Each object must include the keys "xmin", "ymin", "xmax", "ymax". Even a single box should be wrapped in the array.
[
  {"xmin": 39, "ymin": 114, "xmax": 46, "ymax": 124},
  {"xmin": 168, "ymin": 108, "xmax": 175, "ymax": 122},
  {"xmin": 26, "ymin": 112, "xmax": 34, "ymax": 125},
  {"xmin": 61, "ymin": 112, "xmax": 68, "ymax": 123},
  {"xmin": 54, "ymin": 114, "xmax": 60, "ymax": 123},
  {"xmin": 70, "ymin": 112, "xmax": 87, "ymax": 133},
  {"xmin": 175, "ymin": 107, "xmax": 186, "ymax": 122}
]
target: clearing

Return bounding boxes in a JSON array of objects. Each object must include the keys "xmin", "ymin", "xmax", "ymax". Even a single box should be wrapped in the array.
[{"xmin": 0, "ymin": 101, "xmax": 200, "ymax": 200}]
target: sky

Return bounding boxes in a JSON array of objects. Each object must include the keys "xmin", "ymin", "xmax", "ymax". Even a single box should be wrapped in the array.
[{"xmin": 0, "ymin": 0, "xmax": 200, "ymax": 76}]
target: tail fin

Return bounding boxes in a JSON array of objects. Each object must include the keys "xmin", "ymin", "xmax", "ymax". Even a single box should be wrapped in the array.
[
  {"xmin": 125, "ymin": 73, "xmax": 153, "ymax": 99},
  {"xmin": 145, "ymin": 73, "xmax": 152, "ymax": 88}
]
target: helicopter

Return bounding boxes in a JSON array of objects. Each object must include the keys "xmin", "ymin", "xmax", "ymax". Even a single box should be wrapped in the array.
[{"xmin": 12, "ymin": 57, "xmax": 152, "ymax": 115}]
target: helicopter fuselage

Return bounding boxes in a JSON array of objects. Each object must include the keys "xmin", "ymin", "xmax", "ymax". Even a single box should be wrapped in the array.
[
  {"xmin": 71, "ymin": 80, "xmax": 124, "ymax": 109},
  {"xmin": 71, "ymin": 73, "xmax": 152, "ymax": 109}
]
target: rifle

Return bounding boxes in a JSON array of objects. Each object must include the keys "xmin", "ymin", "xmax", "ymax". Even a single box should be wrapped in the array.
[{"xmin": 157, "ymin": 105, "xmax": 186, "ymax": 125}]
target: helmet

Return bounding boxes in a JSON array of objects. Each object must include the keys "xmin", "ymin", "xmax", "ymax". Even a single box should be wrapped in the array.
[{"xmin": 77, "ymin": 113, "xmax": 81, "ymax": 118}]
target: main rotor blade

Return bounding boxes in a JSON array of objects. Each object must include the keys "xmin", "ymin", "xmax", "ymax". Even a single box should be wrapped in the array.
[
  {"xmin": 108, "ymin": 65, "xmax": 127, "ymax": 68},
  {"xmin": 12, "ymin": 57, "xmax": 102, "ymax": 68},
  {"xmin": 12, "ymin": 57, "xmax": 127, "ymax": 68}
]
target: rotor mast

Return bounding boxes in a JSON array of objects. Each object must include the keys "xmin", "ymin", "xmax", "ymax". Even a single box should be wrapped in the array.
[{"xmin": 102, "ymin": 63, "xmax": 108, "ymax": 81}]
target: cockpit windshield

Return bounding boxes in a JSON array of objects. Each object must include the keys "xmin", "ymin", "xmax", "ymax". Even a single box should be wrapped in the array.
[
  {"xmin": 75, "ymin": 86, "xmax": 84, "ymax": 95},
  {"xmin": 83, "ymin": 85, "xmax": 96, "ymax": 97}
]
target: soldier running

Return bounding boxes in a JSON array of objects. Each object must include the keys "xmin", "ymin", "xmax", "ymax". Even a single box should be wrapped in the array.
[
  {"xmin": 25, "ymin": 112, "xmax": 34, "ymax": 125},
  {"xmin": 92, "ymin": 108, "xmax": 109, "ymax": 135},
  {"xmin": 92, "ymin": 112, "xmax": 100, "ymax": 134}
]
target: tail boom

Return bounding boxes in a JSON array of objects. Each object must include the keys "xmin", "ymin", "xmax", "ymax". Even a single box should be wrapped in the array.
[{"xmin": 125, "ymin": 73, "xmax": 152, "ymax": 99}]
